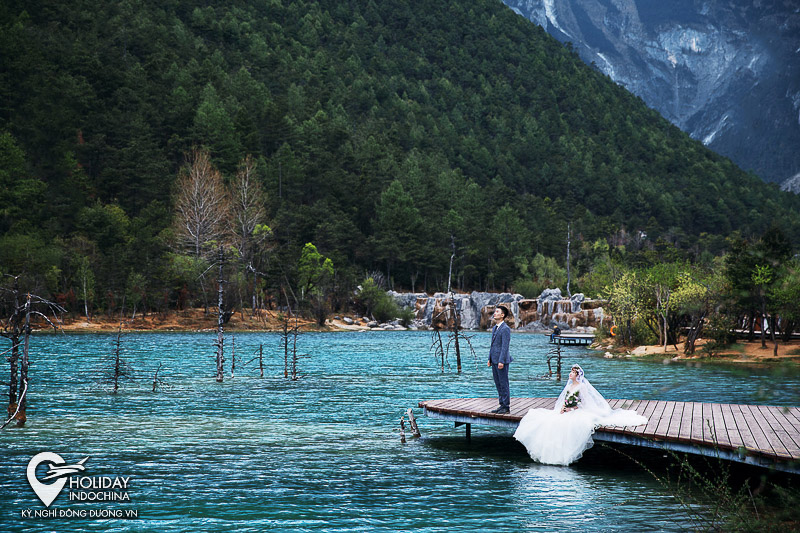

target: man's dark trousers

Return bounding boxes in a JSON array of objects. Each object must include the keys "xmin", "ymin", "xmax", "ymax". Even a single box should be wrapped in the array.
[{"xmin": 492, "ymin": 363, "xmax": 510, "ymax": 410}]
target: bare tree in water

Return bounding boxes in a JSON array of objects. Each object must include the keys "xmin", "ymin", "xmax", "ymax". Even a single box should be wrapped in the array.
[
  {"xmin": 278, "ymin": 287, "xmax": 305, "ymax": 380},
  {"xmin": 1, "ymin": 275, "xmax": 63, "ymax": 428},
  {"xmin": 430, "ymin": 236, "xmax": 476, "ymax": 372},
  {"xmin": 211, "ymin": 245, "xmax": 236, "ymax": 382},
  {"xmin": 151, "ymin": 363, "xmax": 168, "ymax": 393},
  {"xmin": 101, "ymin": 325, "xmax": 134, "ymax": 393}
]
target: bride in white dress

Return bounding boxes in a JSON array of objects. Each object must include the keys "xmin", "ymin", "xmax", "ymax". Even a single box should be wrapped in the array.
[{"xmin": 513, "ymin": 364, "xmax": 648, "ymax": 465}]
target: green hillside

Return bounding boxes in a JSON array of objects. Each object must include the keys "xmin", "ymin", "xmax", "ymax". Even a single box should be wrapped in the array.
[{"xmin": 1, "ymin": 0, "xmax": 798, "ymax": 310}]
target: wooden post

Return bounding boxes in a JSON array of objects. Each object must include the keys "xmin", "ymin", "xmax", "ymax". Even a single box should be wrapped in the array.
[
  {"xmin": 7, "ymin": 277, "xmax": 20, "ymax": 415},
  {"xmin": 556, "ymin": 345, "xmax": 562, "ymax": 381},
  {"xmin": 259, "ymin": 344, "xmax": 264, "ymax": 378},
  {"xmin": 399, "ymin": 417, "xmax": 406, "ymax": 443},
  {"xmin": 291, "ymin": 314, "xmax": 299, "ymax": 381},
  {"xmin": 152, "ymin": 363, "xmax": 162, "ymax": 392},
  {"xmin": 231, "ymin": 335, "xmax": 236, "ymax": 378},
  {"xmin": 282, "ymin": 315, "xmax": 289, "ymax": 378},
  {"xmin": 112, "ymin": 326, "xmax": 123, "ymax": 393},
  {"xmin": 446, "ymin": 237, "xmax": 462, "ymax": 373},
  {"xmin": 17, "ymin": 294, "xmax": 31, "ymax": 426},
  {"xmin": 465, "ymin": 423, "xmax": 471, "ymax": 442},
  {"xmin": 566, "ymin": 222, "xmax": 571, "ymax": 298},
  {"xmin": 406, "ymin": 408, "xmax": 421, "ymax": 438},
  {"xmin": 216, "ymin": 246, "xmax": 225, "ymax": 383}
]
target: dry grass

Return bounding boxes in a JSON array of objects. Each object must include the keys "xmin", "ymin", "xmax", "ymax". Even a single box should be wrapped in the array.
[{"xmin": 39, "ymin": 308, "xmax": 328, "ymax": 333}]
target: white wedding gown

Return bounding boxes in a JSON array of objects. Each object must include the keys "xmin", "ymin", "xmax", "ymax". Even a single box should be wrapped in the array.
[{"xmin": 514, "ymin": 379, "xmax": 648, "ymax": 466}]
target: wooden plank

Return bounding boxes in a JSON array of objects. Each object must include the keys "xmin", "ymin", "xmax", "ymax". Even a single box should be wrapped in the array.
[
  {"xmin": 630, "ymin": 400, "xmax": 659, "ymax": 436},
  {"xmin": 463, "ymin": 398, "xmax": 500, "ymax": 415},
  {"xmin": 608, "ymin": 399, "xmax": 644, "ymax": 423},
  {"xmin": 783, "ymin": 406, "xmax": 800, "ymax": 443},
  {"xmin": 643, "ymin": 401, "xmax": 669, "ymax": 438},
  {"xmin": 608, "ymin": 398, "xmax": 642, "ymax": 411},
  {"xmin": 531, "ymin": 397, "xmax": 556, "ymax": 410},
  {"xmin": 606, "ymin": 400, "xmax": 648, "ymax": 433},
  {"xmin": 751, "ymin": 406, "xmax": 795, "ymax": 459},
  {"xmin": 434, "ymin": 397, "xmax": 479, "ymax": 413},
  {"xmin": 759, "ymin": 406, "xmax": 800, "ymax": 458},
  {"xmin": 730, "ymin": 404, "xmax": 760, "ymax": 453},
  {"xmin": 689, "ymin": 402, "xmax": 705, "ymax": 443},
  {"xmin": 654, "ymin": 401, "xmax": 677, "ymax": 438},
  {"xmin": 740, "ymin": 404, "xmax": 787, "ymax": 458},
  {"xmin": 678, "ymin": 401, "xmax": 694, "ymax": 442},
  {"xmin": 640, "ymin": 399, "xmax": 658, "ymax": 417},
  {"xmin": 666, "ymin": 401, "xmax": 685, "ymax": 440},
  {"xmin": 464, "ymin": 397, "xmax": 497, "ymax": 410},
  {"xmin": 618, "ymin": 399, "xmax": 644, "ymax": 413},
  {"xmin": 431, "ymin": 398, "xmax": 473, "ymax": 411},
  {"xmin": 425, "ymin": 399, "xmax": 456, "ymax": 410},
  {"xmin": 701, "ymin": 402, "xmax": 716, "ymax": 446},
  {"xmin": 511, "ymin": 397, "xmax": 543, "ymax": 416},
  {"xmin": 437, "ymin": 397, "xmax": 489, "ymax": 415},
  {"xmin": 720, "ymin": 403, "xmax": 743, "ymax": 450},
  {"xmin": 737, "ymin": 404, "xmax": 776, "ymax": 456},
  {"xmin": 764, "ymin": 406, "xmax": 800, "ymax": 457},
  {"xmin": 510, "ymin": 397, "xmax": 538, "ymax": 410},
  {"xmin": 710, "ymin": 404, "xmax": 731, "ymax": 448}
]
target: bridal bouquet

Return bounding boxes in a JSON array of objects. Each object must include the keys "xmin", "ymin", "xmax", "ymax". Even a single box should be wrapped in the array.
[{"xmin": 564, "ymin": 390, "xmax": 580, "ymax": 409}]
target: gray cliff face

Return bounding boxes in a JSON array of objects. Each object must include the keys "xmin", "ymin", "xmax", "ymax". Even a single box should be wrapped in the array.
[
  {"xmin": 781, "ymin": 172, "xmax": 800, "ymax": 194},
  {"xmin": 503, "ymin": 0, "xmax": 800, "ymax": 185},
  {"xmin": 388, "ymin": 290, "xmax": 606, "ymax": 331}
]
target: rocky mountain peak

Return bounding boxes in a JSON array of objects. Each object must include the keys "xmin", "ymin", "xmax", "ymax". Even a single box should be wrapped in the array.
[{"xmin": 503, "ymin": 0, "xmax": 800, "ymax": 185}]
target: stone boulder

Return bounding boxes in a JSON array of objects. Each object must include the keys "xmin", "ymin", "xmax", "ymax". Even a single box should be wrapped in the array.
[
  {"xmin": 517, "ymin": 299, "xmax": 539, "ymax": 326},
  {"xmin": 388, "ymin": 291, "xmax": 427, "ymax": 310}
]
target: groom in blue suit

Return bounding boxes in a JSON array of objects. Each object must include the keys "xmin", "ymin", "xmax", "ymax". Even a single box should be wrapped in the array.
[{"xmin": 488, "ymin": 306, "xmax": 513, "ymax": 414}]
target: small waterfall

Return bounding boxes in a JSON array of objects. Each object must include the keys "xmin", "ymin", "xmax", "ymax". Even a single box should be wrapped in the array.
[{"xmin": 389, "ymin": 289, "xmax": 607, "ymax": 331}]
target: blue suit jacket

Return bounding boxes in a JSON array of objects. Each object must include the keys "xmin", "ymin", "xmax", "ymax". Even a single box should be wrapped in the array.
[{"xmin": 488, "ymin": 321, "xmax": 512, "ymax": 365}]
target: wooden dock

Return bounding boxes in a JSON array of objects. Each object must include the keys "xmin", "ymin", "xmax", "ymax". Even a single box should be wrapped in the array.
[
  {"xmin": 548, "ymin": 334, "xmax": 595, "ymax": 346},
  {"xmin": 418, "ymin": 397, "xmax": 800, "ymax": 474}
]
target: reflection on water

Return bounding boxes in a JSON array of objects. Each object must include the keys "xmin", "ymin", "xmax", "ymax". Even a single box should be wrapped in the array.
[{"xmin": 0, "ymin": 331, "xmax": 796, "ymax": 531}]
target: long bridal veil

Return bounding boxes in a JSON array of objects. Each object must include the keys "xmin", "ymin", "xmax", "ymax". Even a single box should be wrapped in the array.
[
  {"xmin": 514, "ymin": 364, "xmax": 648, "ymax": 465},
  {"xmin": 554, "ymin": 367, "xmax": 648, "ymax": 427}
]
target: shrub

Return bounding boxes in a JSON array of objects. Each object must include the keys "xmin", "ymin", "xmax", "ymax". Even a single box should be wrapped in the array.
[
  {"xmin": 356, "ymin": 277, "xmax": 400, "ymax": 322},
  {"xmin": 372, "ymin": 296, "xmax": 400, "ymax": 323},
  {"xmin": 512, "ymin": 279, "xmax": 547, "ymax": 299},
  {"xmin": 398, "ymin": 307, "xmax": 415, "ymax": 327}
]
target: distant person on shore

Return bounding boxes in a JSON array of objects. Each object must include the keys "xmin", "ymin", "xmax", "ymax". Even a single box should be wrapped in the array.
[
  {"xmin": 550, "ymin": 325, "xmax": 561, "ymax": 342},
  {"xmin": 488, "ymin": 306, "xmax": 513, "ymax": 414}
]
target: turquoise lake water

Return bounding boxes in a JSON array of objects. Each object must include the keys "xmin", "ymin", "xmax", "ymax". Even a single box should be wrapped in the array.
[{"xmin": 1, "ymin": 331, "xmax": 798, "ymax": 531}]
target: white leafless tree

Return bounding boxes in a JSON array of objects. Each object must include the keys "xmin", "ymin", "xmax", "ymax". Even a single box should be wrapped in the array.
[
  {"xmin": 229, "ymin": 155, "xmax": 267, "ymax": 257},
  {"xmin": 173, "ymin": 148, "xmax": 229, "ymax": 258},
  {"xmin": 228, "ymin": 155, "xmax": 271, "ymax": 314}
]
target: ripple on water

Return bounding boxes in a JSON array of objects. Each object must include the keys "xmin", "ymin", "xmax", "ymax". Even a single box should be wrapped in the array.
[{"xmin": 2, "ymin": 331, "xmax": 794, "ymax": 531}]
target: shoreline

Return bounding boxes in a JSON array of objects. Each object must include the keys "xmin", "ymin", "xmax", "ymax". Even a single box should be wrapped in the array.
[
  {"xmin": 28, "ymin": 311, "xmax": 800, "ymax": 364},
  {"xmin": 596, "ymin": 338, "xmax": 800, "ymax": 364},
  {"xmin": 38, "ymin": 309, "xmax": 559, "ymax": 335}
]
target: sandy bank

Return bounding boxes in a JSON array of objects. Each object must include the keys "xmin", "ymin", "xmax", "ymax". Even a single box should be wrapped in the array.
[{"xmin": 602, "ymin": 338, "xmax": 800, "ymax": 363}]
